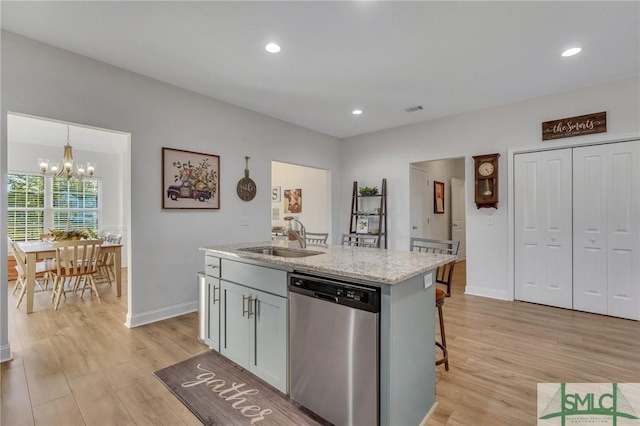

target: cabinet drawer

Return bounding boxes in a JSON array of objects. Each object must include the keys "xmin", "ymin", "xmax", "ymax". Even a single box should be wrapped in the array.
[
  {"xmin": 221, "ymin": 259, "xmax": 287, "ymax": 297},
  {"xmin": 205, "ymin": 255, "xmax": 221, "ymax": 277}
]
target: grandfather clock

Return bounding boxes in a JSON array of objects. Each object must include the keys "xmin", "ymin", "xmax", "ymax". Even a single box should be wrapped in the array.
[{"xmin": 472, "ymin": 153, "xmax": 500, "ymax": 209}]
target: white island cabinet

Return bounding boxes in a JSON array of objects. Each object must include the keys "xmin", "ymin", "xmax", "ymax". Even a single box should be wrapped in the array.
[{"xmin": 201, "ymin": 241, "xmax": 455, "ymax": 426}]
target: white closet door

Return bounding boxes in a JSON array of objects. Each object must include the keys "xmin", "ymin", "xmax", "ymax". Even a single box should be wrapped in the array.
[
  {"xmin": 574, "ymin": 141, "xmax": 640, "ymax": 319},
  {"xmin": 515, "ymin": 149, "xmax": 573, "ymax": 308},
  {"xmin": 573, "ymin": 145, "xmax": 608, "ymax": 315}
]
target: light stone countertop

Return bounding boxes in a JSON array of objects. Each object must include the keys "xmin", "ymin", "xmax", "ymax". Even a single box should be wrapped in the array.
[{"xmin": 200, "ymin": 240, "xmax": 456, "ymax": 285}]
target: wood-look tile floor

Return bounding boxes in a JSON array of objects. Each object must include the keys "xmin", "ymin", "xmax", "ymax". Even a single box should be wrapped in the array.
[
  {"xmin": 427, "ymin": 261, "xmax": 640, "ymax": 425},
  {"xmin": 2, "ymin": 262, "xmax": 640, "ymax": 425}
]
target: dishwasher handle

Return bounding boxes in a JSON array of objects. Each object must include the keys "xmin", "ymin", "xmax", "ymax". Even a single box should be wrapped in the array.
[{"xmin": 314, "ymin": 292, "xmax": 339, "ymax": 303}]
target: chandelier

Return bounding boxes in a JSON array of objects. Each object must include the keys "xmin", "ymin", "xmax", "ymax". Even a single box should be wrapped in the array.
[{"xmin": 38, "ymin": 125, "xmax": 95, "ymax": 180}]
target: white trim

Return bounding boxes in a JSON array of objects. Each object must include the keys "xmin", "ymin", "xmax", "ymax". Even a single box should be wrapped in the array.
[
  {"xmin": 507, "ymin": 133, "xmax": 640, "ymax": 304},
  {"xmin": 124, "ymin": 300, "xmax": 197, "ymax": 328},
  {"xmin": 419, "ymin": 401, "xmax": 438, "ymax": 426},
  {"xmin": 0, "ymin": 343, "xmax": 12, "ymax": 363},
  {"xmin": 465, "ymin": 285, "xmax": 511, "ymax": 301}
]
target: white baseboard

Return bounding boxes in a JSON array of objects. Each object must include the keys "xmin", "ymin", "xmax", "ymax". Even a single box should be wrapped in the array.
[
  {"xmin": 0, "ymin": 343, "xmax": 13, "ymax": 363},
  {"xmin": 419, "ymin": 402, "xmax": 438, "ymax": 426},
  {"xmin": 125, "ymin": 300, "xmax": 198, "ymax": 328},
  {"xmin": 464, "ymin": 285, "xmax": 512, "ymax": 301}
]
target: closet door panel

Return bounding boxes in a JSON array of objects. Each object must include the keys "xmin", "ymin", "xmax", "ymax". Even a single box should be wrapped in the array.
[
  {"xmin": 573, "ymin": 147, "xmax": 608, "ymax": 315},
  {"xmin": 606, "ymin": 142, "xmax": 640, "ymax": 319},
  {"xmin": 515, "ymin": 149, "xmax": 572, "ymax": 308}
]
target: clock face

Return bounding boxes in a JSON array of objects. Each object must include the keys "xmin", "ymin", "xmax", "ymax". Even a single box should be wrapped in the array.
[{"xmin": 478, "ymin": 161, "xmax": 494, "ymax": 177}]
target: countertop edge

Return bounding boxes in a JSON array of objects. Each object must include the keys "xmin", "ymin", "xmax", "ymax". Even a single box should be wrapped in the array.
[{"xmin": 200, "ymin": 243, "xmax": 456, "ymax": 285}]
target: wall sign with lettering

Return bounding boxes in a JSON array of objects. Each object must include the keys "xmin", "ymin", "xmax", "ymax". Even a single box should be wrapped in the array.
[
  {"xmin": 542, "ymin": 112, "xmax": 607, "ymax": 141},
  {"xmin": 237, "ymin": 156, "xmax": 257, "ymax": 201}
]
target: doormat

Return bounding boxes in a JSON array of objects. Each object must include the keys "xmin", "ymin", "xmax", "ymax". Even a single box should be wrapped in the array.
[{"xmin": 154, "ymin": 350, "xmax": 326, "ymax": 426}]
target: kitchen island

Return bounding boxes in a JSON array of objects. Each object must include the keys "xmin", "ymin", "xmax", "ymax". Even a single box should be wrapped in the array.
[{"xmin": 200, "ymin": 240, "xmax": 455, "ymax": 426}]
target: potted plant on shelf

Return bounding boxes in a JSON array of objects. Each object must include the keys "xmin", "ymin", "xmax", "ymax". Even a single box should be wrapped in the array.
[{"xmin": 359, "ymin": 186, "xmax": 378, "ymax": 196}]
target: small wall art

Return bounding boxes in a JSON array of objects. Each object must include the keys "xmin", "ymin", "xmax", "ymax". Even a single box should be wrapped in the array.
[
  {"xmin": 162, "ymin": 147, "xmax": 220, "ymax": 209},
  {"xmin": 434, "ymin": 181, "xmax": 445, "ymax": 214},
  {"xmin": 272, "ymin": 186, "xmax": 281, "ymax": 202},
  {"xmin": 284, "ymin": 188, "xmax": 302, "ymax": 213},
  {"xmin": 356, "ymin": 216, "xmax": 369, "ymax": 234}
]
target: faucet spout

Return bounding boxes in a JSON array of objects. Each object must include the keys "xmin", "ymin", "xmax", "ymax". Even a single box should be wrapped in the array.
[{"xmin": 287, "ymin": 219, "xmax": 306, "ymax": 248}]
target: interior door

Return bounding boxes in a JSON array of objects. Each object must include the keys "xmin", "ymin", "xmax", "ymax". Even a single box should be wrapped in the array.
[
  {"xmin": 606, "ymin": 141, "xmax": 640, "ymax": 319},
  {"xmin": 450, "ymin": 177, "xmax": 466, "ymax": 260},
  {"xmin": 514, "ymin": 149, "xmax": 573, "ymax": 308},
  {"xmin": 574, "ymin": 141, "xmax": 640, "ymax": 319},
  {"xmin": 410, "ymin": 167, "xmax": 431, "ymax": 238}
]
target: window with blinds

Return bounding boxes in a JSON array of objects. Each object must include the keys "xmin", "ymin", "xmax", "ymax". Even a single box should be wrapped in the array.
[
  {"xmin": 7, "ymin": 174, "xmax": 45, "ymax": 241},
  {"xmin": 7, "ymin": 172, "xmax": 101, "ymax": 241}
]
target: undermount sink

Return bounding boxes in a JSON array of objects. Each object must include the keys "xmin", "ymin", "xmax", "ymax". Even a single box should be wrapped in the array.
[{"xmin": 239, "ymin": 246, "xmax": 323, "ymax": 258}]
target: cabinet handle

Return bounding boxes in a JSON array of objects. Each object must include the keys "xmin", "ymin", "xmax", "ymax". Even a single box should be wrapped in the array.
[
  {"xmin": 254, "ymin": 299, "xmax": 258, "ymax": 366},
  {"xmin": 223, "ymin": 289, "xmax": 227, "ymax": 349},
  {"xmin": 211, "ymin": 285, "xmax": 219, "ymax": 305},
  {"xmin": 207, "ymin": 264, "xmax": 219, "ymax": 269},
  {"xmin": 242, "ymin": 294, "xmax": 249, "ymax": 317},
  {"xmin": 247, "ymin": 296, "xmax": 254, "ymax": 318}
]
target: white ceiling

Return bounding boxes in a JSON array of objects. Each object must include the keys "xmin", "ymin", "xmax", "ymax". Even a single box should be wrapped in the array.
[
  {"xmin": 8, "ymin": 114, "xmax": 128, "ymax": 154},
  {"xmin": 2, "ymin": 1, "xmax": 639, "ymax": 139}
]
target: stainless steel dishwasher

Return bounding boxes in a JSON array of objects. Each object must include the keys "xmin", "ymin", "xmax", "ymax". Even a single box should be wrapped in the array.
[{"xmin": 289, "ymin": 273, "xmax": 380, "ymax": 426}]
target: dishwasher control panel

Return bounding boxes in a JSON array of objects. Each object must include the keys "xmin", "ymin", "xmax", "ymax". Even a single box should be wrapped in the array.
[{"xmin": 289, "ymin": 274, "xmax": 380, "ymax": 313}]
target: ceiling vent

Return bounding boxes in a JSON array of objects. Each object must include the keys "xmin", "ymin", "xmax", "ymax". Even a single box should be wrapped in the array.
[{"xmin": 405, "ymin": 105, "xmax": 424, "ymax": 113}]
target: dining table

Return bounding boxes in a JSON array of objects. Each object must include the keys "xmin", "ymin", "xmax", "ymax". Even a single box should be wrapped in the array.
[{"xmin": 17, "ymin": 240, "xmax": 123, "ymax": 314}]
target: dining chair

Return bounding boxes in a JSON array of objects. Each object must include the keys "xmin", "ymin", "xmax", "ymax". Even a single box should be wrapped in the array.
[
  {"xmin": 8, "ymin": 238, "xmax": 56, "ymax": 308},
  {"xmin": 305, "ymin": 232, "xmax": 329, "ymax": 244},
  {"xmin": 50, "ymin": 239, "xmax": 103, "ymax": 310},
  {"xmin": 410, "ymin": 237, "xmax": 459, "ymax": 372},
  {"xmin": 95, "ymin": 233, "xmax": 122, "ymax": 286},
  {"xmin": 409, "ymin": 237, "xmax": 459, "ymax": 297},
  {"xmin": 340, "ymin": 233, "xmax": 379, "ymax": 248}
]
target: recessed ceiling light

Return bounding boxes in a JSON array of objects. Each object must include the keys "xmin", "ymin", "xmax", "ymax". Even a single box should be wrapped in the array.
[
  {"xmin": 562, "ymin": 47, "xmax": 582, "ymax": 57},
  {"xmin": 352, "ymin": 109, "xmax": 363, "ymax": 115},
  {"xmin": 265, "ymin": 43, "xmax": 281, "ymax": 53}
]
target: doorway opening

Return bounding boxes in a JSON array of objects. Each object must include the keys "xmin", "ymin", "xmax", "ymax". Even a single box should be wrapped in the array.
[
  {"xmin": 5, "ymin": 112, "xmax": 131, "ymax": 321},
  {"xmin": 271, "ymin": 161, "xmax": 331, "ymax": 242},
  {"xmin": 409, "ymin": 157, "xmax": 467, "ymax": 288}
]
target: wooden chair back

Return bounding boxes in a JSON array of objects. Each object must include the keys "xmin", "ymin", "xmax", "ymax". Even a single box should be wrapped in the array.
[
  {"xmin": 341, "ymin": 233, "xmax": 379, "ymax": 248},
  {"xmin": 53, "ymin": 239, "xmax": 102, "ymax": 278},
  {"xmin": 8, "ymin": 237, "xmax": 27, "ymax": 277},
  {"xmin": 410, "ymin": 237, "xmax": 459, "ymax": 296},
  {"xmin": 305, "ymin": 232, "xmax": 329, "ymax": 244}
]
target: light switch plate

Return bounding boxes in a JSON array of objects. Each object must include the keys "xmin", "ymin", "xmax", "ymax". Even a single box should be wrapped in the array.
[
  {"xmin": 487, "ymin": 216, "xmax": 494, "ymax": 225},
  {"xmin": 424, "ymin": 273, "xmax": 433, "ymax": 289},
  {"xmin": 241, "ymin": 216, "xmax": 249, "ymax": 226}
]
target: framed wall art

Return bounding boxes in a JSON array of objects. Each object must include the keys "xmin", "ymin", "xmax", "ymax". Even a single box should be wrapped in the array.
[
  {"xmin": 434, "ymin": 181, "xmax": 445, "ymax": 214},
  {"xmin": 162, "ymin": 147, "xmax": 220, "ymax": 209},
  {"xmin": 284, "ymin": 188, "xmax": 302, "ymax": 213}
]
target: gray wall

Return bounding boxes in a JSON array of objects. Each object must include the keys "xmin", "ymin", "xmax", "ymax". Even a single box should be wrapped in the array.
[
  {"xmin": 340, "ymin": 76, "xmax": 640, "ymax": 300},
  {"xmin": 1, "ymin": 31, "xmax": 342, "ymax": 360}
]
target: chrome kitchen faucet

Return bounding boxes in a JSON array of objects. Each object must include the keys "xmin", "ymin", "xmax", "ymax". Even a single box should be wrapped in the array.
[{"xmin": 287, "ymin": 219, "xmax": 307, "ymax": 249}]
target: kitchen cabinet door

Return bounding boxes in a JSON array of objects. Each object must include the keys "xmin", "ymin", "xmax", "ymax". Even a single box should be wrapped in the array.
[
  {"xmin": 206, "ymin": 277, "xmax": 221, "ymax": 351},
  {"xmin": 249, "ymin": 289, "xmax": 288, "ymax": 394},
  {"xmin": 220, "ymin": 281, "xmax": 250, "ymax": 368}
]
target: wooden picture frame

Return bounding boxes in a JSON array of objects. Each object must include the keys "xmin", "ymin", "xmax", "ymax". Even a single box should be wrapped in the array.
[
  {"xmin": 434, "ymin": 181, "xmax": 445, "ymax": 214},
  {"xmin": 162, "ymin": 147, "xmax": 220, "ymax": 209}
]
